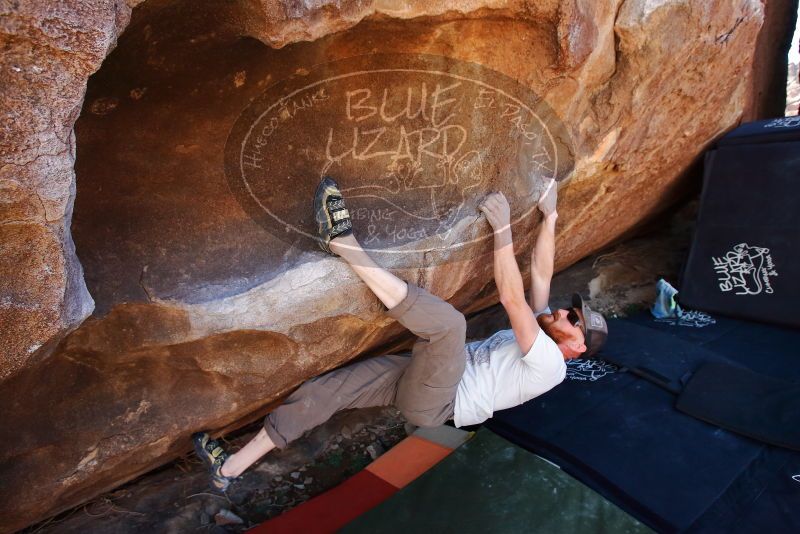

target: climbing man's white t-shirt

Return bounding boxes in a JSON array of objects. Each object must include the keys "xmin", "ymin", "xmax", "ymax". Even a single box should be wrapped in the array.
[{"xmin": 453, "ymin": 316, "xmax": 566, "ymax": 428}]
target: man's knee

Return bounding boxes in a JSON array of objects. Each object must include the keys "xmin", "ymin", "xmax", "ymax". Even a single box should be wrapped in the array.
[
  {"xmin": 432, "ymin": 305, "xmax": 466, "ymax": 342},
  {"xmin": 448, "ymin": 310, "xmax": 467, "ymax": 337}
]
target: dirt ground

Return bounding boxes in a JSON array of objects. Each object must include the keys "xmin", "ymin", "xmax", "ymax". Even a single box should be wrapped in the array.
[
  {"xmin": 26, "ymin": 407, "xmax": 409, "ymax": 533},
  {"xmin": 25, "ymin": 204, "xmax": 695, "ymax": 533}
]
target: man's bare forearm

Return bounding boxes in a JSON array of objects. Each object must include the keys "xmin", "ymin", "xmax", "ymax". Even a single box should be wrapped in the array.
[
  {"xmin": 529, "ymin": 211, "xmax": 558, "ymax": 312},
  {"xmin": 493, "ymin": 227, "xmax": 526, "ymax": 307},
  {"xmin": 480, "ymin": 191, "xmax": 541, "ymax": 353}
]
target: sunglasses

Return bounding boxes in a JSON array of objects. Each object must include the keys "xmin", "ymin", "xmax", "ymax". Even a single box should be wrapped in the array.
[{"xmin": 566, "ymin": 307, "xmax": 582, "ymax": 328}]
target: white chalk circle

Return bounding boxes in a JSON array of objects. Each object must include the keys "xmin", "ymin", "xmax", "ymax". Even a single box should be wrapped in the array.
[{"xmin": 225, "ymin": 54, "xmax": 573, "ymax": 265}]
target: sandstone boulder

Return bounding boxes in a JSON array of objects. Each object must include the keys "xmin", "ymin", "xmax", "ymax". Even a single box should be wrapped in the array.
[{"xmin": 0, "ymin": 0, "xmax": 793, "ymax": 530}]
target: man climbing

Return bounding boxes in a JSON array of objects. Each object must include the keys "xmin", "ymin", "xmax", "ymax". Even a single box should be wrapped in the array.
[{"xmin": 193, "ymin": 176, "xmax": 608, "ymax": 491}]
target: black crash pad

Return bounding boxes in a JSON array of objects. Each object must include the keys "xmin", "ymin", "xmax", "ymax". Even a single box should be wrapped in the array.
[
  {"xmin": 485, "ymin": 315, "xmax": 800, "ymax": 533},
  {"xmin": 677, "ymin": 362, "xmax": 800, "ymax": 451},
  {"xmin": 680, "ymin": 118, "xmax": 800, "ymax": 327}
]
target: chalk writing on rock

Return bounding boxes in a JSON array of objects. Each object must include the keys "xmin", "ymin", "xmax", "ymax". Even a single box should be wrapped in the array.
[{"xmin": 225, "ymin": 54, "xmax": 573, "ymax": 266}]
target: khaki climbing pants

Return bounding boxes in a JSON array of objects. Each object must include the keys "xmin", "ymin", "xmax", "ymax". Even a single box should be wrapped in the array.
[{"xmin": 263, "ymin": 283, "xmax": 467, "ymax": 448}]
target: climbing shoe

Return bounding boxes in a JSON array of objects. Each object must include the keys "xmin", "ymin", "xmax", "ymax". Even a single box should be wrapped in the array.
[
  {"xmin": 192, "ymin": 432, "xmax": 235, "ymax": 492},
  {"xmin": 313, "ymin": 176, "xmax": 352, "ymax": 255}
]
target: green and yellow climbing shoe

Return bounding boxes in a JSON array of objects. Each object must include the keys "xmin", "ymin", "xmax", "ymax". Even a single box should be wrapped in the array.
[
  {"xmin": 313, "ymin": 176, "xmax": 352, "ymax": 255},
  {"xmin": 192, "ymin": 432, "xmax": 235, "ymax": 492}
]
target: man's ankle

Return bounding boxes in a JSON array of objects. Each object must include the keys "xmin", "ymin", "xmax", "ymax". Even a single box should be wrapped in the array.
[
  {"xmin": 329, "ymin": 232, "xmax": 357, "ymax": 255},
  {"xmin": 219, "ymin": 461, "xmax": 235, "ymax": 478}
]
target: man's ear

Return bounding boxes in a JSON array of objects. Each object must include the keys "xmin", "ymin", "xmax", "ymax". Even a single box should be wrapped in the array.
[{"xmin": 569, "ymin": 340, "xmax": 587, "ymax": 354}]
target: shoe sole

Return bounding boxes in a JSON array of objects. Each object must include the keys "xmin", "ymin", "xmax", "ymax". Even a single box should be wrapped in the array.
[
  {"xmin": 192, "ymin": 432, "xmax": 214, "ymax": 468},
  {"xmin": 313, "ymin": 176, "xmax": 340, "ymax": 255}
]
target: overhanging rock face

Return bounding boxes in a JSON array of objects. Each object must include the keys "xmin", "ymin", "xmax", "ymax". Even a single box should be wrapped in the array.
[{"xmin": 0, "ymin": 0, "xmax": 788, "ymax": 530}]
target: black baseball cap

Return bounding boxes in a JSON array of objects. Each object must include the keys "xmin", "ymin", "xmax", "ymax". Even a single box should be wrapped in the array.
[{"xmin": 572, "ymin": 293, "xmax": 608, "ymax": 357}]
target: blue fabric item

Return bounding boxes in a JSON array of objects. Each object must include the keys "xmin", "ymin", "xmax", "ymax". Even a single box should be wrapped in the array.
[
  {"xmin": 651, "ymin": 278, "xmax": 682, "ymax": 319},
  {"xmin": 485, "ymin": 313, "xmax": 800, "ymax": 533}
]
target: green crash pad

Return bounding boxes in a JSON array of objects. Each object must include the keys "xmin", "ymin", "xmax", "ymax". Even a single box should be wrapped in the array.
[{"xmin": 342, "ymin": 428, "xmax": 651, "ymax": 534}]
